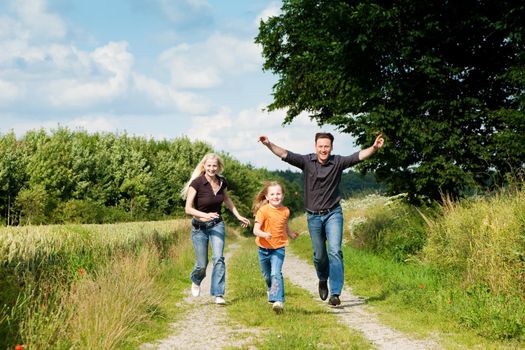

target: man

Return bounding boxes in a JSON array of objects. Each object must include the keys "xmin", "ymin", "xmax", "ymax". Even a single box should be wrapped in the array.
[{"xmin": 259, "ymin": 132, "xmax": 384, "ymax": 306}]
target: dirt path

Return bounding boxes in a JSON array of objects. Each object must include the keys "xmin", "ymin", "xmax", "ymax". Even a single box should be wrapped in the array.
[
  {"xmin": 140, "ymin": 241, "xmax": 260, "ymax": 350},
  {"xmin": 142, "ymin": 239, "xmax": 441, "ymax": 350},
  {"xmin": 283, "ymin": 252, "xmax": 441, "ymax": 350}
]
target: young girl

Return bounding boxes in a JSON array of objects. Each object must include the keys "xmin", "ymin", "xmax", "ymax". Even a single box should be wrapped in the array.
[
  {"xmin": 253, "ymin": 181, "xmax": 298, "ymax": 313},
  {"xmin": 181, "ymin": 153, "xmax": 250, "ymax": 305}
]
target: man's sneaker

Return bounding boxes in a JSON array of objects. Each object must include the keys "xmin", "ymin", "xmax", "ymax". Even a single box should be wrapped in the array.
[
  {"xmin": 328, "ymin": 295, "xmax": 341, "ymax": 306},
  {"xmin": 318, "ymin": 280, "xmax": 328, "ymax": 301},
  {"xmin": 191, "ymin": 282, "xmax": 200, "ymax": 297},
  {"xmin": 272, "ymin": 301, "xmax": 284, "ymax": 313},
  {"xmin": 215, "ymin": 296, "xmax": 226, "ymax": 305}
]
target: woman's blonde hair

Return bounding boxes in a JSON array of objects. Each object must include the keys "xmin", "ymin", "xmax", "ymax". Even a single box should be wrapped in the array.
[
  {"xmin": 180, "ymin": 153, "xmax": 225, "ymax": 199},
  {"xmin": 252, "ymin": 181, "xmax": 285, "ymax": 216}
]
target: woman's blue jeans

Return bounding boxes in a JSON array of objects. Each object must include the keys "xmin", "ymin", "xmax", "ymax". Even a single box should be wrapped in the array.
[
  {"xmin": 258, "ymin": 247, "xmax": 285, "ymax": 303},
  {"xmin": 306, "ymin": 205, "xmax": 344, "ymax": 296},
  {"xmin": 190, "ymin": 221, "xmax": 225, "ymax": 296}
]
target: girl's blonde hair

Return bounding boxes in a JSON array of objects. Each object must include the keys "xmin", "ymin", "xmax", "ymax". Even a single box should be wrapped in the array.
[
  {"xmin": 180, "ymin": 153, "xmax": 225, "ymax": 199},
  {"xmin": 252, "ymin": 181, "xmax": 285, "ymax": 216}
]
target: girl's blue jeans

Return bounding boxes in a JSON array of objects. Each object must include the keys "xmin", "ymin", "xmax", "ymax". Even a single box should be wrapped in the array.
[{"xmin": 258, "ymin": 247, "xmax": 285, "ymax": 303}]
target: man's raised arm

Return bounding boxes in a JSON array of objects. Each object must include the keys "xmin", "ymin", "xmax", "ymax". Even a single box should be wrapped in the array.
[
  {"xmin": 259, "ymin": 136, "xmax": 288, "ymax": 159},
  {"xmin": 359, "ymin": 133, "xmax": 384, "ymax": 161}
]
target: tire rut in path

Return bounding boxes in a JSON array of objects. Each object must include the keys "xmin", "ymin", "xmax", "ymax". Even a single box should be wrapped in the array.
[
  {"xmin": 283, "ymin": 252, "xmax": 441, "ymax": 350},
  {"xmin": 141, "ymin": 242, "xmax": 260, "ymax": 350}
]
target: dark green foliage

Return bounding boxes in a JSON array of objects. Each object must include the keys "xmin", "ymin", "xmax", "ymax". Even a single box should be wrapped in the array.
[
  {"xmin": 256, "ymin": 0, "xmax": 525, "ymax": 200},
  {"xmin": 0, "ymin": 128, "xmax": 301, "ymax": 225}
]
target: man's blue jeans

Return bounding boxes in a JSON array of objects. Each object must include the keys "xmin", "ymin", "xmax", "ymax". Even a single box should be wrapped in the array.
[
  {"xmin": 190, "ymin": 221, "xmax": 225, "ymax": 296},
  {"xmin": 258, "ymin": 247, "xmax": 285, "ymax": 302},
  {"xmin": 306, "ymin": 205, "xmax": 344, "ymax": 296}
]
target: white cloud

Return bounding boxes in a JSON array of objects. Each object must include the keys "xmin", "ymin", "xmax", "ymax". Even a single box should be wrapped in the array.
[
  {"xmin": 10, "ymin": 0, "xmax": 67, "ymax": 40},
  {"xmin": 187, "ymin": 106, "xmax": 360, "ymax": 170},
  {"xmin": 132, "ymin": 73, "xmax": 211, "ymax": 114},
  {"xmin": 45, "ymin": 41, "xmax": 133, "ymax": 107},
  {"xmin": 159, "ymin": 32, "xmax": 261, "ymax": 89},
  {"xmin": 255, "ymin": 2, "xmax": 281, "ymax": 26},
  {"xmin": 0, "ymin": 79, "xmax": 23, "ymax": 104},
  {"xmin": 65, "ymin": 115, "xmax": 120, "ymax": 133}
]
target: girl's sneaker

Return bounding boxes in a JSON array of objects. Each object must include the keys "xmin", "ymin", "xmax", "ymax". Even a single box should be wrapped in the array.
[
  {"xmin": 272, "ymin": 301, "xmax": 284, "ymax": 313},
  {"xmin": 215, "ymin": 296, "xmax": 226, "ymax": 305}
]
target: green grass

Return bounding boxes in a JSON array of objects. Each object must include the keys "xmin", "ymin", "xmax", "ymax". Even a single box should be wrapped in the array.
[
  {"xmin": 288, "ymin": 202, "xmax": 525, "ymax": 349},
  {"xmin": 118, "ymin": 234, "xmax": 196, "ymax": 349},
  {"xmin": 0, "ymin": 219, "xmax": 193, "ymax": 349},
  {"xmin": 226, "ymin": 238, "xmax": 373, "ymax": 350},
  {"xmin": 121, "ymin": 232, "xmax": 242, "ymax": 349}
]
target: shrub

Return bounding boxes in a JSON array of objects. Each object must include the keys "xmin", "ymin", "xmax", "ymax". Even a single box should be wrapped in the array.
[
  {"xmin": 351, "ymin": 197, "xmax": 433, "ymax": 262},
  {"xmin": 52, "ymin": 199, "xmax": 105, "ymax": 224}
]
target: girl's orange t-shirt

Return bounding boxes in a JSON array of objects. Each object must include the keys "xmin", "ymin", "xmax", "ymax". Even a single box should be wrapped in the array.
[{"xmin": 255, "ymin": 203, "xmax": 290, "ymax": 249}]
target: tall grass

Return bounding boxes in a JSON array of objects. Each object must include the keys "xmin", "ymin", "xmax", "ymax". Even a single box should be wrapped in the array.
[
  {"xmin": 345, "ymin": 193, "xmax": 433, "ymax": 262},
  {"xmin": 0, "ymin": 220, "xmax": 190, "ymax": 349},
  {"xmin": 289, "ymin": 186, "xmax": 525, "ymax": 343},
  {"xmin": 423, "ymin": 189, "xmax": 525, "ymax": 296},
  {"xmin": 336, "ymin": 186, "xmax": 525, "ymax": 342}
]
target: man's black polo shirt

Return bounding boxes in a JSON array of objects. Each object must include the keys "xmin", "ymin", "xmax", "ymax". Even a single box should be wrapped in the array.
[{"xmin": 283, "ymin": 151, "xmax": 360, "ymax": 211}]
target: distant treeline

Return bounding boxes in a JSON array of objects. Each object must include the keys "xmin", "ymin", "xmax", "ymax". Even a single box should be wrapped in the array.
[{"xmin": 0, "ymin": 128, "xmax": 307, "ymax": 226}]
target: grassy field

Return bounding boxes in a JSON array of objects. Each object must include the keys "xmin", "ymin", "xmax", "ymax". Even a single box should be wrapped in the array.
[
  {"xmin": 288, "ymin": 187, "xmax": 525, "ymax": 349},
  {"xmin": 0, "ymin": 220, "xmax": 194, "ymax": 349},
  {"xmin": 1, "ymin": 185, "xmax": 524, "ymax": 349}
]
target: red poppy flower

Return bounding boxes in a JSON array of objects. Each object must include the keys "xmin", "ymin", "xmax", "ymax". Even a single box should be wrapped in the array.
[
  {"xmin": 78, "ymin": 267, "xmax": 85, "ymax": 276},
  {"xmin": 419, "ymin": 283, "xmax": 425, "ymax": 289},
  {"xmin": 15, "ymin": 345, "xmax": 23, "ymax": 350}
]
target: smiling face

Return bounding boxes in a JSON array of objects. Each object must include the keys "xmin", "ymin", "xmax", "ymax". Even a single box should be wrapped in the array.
[
  {"xmin": 265, "ymin": 184, "xmax": 284, "ymax": 208},
  {"xmin": 315, "ymin": 137, "xmax": 333, "ymax": 164},
  {"xmin": 204, "ymin": 158, "xmax": 219, "ymax": 178}
]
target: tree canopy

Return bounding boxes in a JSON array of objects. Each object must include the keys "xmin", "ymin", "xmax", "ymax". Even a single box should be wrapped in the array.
[
  {"xmin": 0, "ymin": 128, "xmax": 304, "ymax": 226},
  {"xmin": 256, "ymin": 0, "xmax": 525, "ymax": 200}
]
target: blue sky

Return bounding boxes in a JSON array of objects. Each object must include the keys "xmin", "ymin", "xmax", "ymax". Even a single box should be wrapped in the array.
[{"xmin": 0, "ymin": 0, "xmax": 360, "ymax": 170}]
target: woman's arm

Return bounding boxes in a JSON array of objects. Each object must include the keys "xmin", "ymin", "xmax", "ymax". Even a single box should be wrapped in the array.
[
  {"xmin": 185, "ymin": 186, "xmax": 219, "ymax": 221},
  {"xmin": 223, "ymin": 190, "xmax": 251, "ymax": 227}
]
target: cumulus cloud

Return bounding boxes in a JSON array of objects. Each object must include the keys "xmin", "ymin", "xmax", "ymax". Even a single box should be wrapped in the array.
[
  {"xmin": 132, "ymin": 73, "xmax": 211, "ymax": 114},
  {"xmin": 159, "ymin": 32, "xmax": 261, "ymax": 89},
  {"xmin": 45, "ymin": 41, "xmax": 133, "ymax": 107},
  {"xmin": 0, "ymin": 79, "xmax": 23, "ymax": 104},
  {"xmin": 255, "ymin": 2, "xmax": 281, "ymax": 25},
  {"xmin": 187, "ymin": 106, "xmax": 360, "ymax": 170},
  {"xmin": 10, "ymin": 0, "xmax": 67, "ymax": 40},
  {"xmin": 65, "ymin": 115, "xmax": 120, "ymax": 133}
]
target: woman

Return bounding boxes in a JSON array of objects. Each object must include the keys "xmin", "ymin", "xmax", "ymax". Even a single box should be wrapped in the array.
[{"xmin": 181, "ymin": 153, "xmax": 250, "ymax": 304}]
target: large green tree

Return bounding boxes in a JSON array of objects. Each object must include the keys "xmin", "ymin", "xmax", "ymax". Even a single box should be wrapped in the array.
[{"xmin": 256, "ymin": 0, "xmax": 525, "ymax": 200}]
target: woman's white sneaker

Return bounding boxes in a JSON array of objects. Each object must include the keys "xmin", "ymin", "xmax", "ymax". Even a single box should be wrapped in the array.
[
  {"xmin": 191, "ymin": 282, "xmax": 200, "ymax": 297},
  {"xmin": 215, "ymin": 296, "xmax": 226, "ymax": 305}
]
